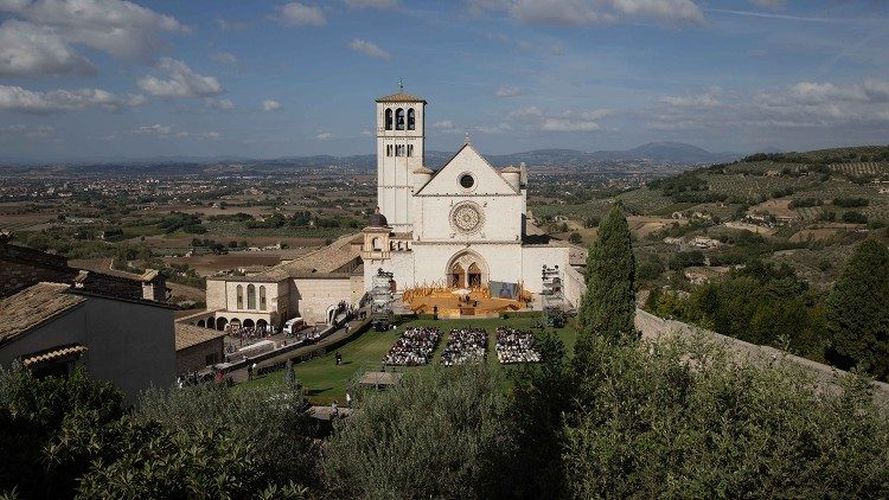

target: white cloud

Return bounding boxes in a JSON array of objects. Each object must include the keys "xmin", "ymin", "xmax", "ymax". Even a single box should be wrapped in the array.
[
  {"xmin": 262, "ymin": 99, "xmax": 282, "ymax": 111},
  {"xmin": 205, "ymin": 97, "xmax": 234, "ymax": 110},
  {"xmin": 138, "ymin": 58, "xmax": 222, "ymax": 98},
  {"xmin": 133, "ymin": 124, "xmax": 173, "ymax": 136},
  {"xmin": 432, "ymin": 120, "xmax": 456, "ymax": 129},
  {"xmin": 476, "ymin": 123, "xmax": 512, "ymax": 134},
  {"xmin": 316, "ymin": 132, "xmax": 333, "ymax": 140},
  {"xmin": 468, "ymin": 0, "xmax": 704, "ymax": 26},
  {"xmin": 215, "ymin": 18, "xmax": 248, "ymax": 32},
  {"xmin": 647, "ymin": 79, "xmax": 889, "ymax": 131},
  {"xmin": 0, "ymin": 124, "xmax": 55, "ymax": 138},
  {"xmin": 278, "ymin": 3, "xmax": 326, "ymax": 26},
  {"xmin": 361, "ymin": 129, "xmax": 373, "ymax": 136},
  {"xmin": 507, "ymin": 106, "xmax": 611, "ymax": 131},
  {"xmin": 132, "ymin": 124, "xmax": 221, "ymax": 140},
  {"xmin": 210, "ymin": 51, "xmax": 238, "ymax": 65},
  {"xmin": 345, "ymin": 0, "xmax": 398, "ymax": 8},
  {"xmin": 0, "ymin": 0, "xmax": 188, "ymax": 61},
  {"xmin": 0, "ymin": 19, "xmax": 95, "ymax": 77},
  {"xmin": 0, "ymin": 84, "xmax": 139, "ymax": 113},
  {"xmin": 349, "ymin": 39, "xmax": 392, "ymax": 60},
  {"xmin": 749, "ymin": 0, "xmax": 783, "ymax": 8},
  {"xmin": 495, "ymin": 85, "xmax": 521, "ymax": 97},
  {"xmin": 659, "ymin": 89, "xmax": 721, "ymax": 108}
]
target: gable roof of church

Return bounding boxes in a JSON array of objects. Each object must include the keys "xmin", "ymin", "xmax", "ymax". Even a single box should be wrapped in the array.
[
  {"xmin": 375, "ymin": 91, "xmax": 426, "ymax": 103},
  {"xmin": 415, "ymin": 142, "xmax": 519, "ymax": 196}
]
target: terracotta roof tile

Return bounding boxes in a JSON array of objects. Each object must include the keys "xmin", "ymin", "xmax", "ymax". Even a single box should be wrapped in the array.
[
  {"xmin": 175, "ymin": 323, "xmax": 227, "ymax": 351},
  {"xmin": 0, "ymin": 283, "xmax": 86, "ymax": 343},
  {"xmin": 375, "ymin": 91, "xmax": 426, "ymax": 103}
]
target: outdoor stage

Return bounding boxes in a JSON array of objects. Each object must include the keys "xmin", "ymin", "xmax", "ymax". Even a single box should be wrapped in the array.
[{"xmin": 402, "ymin": 285, "xmax": 532, "ymax": 318}]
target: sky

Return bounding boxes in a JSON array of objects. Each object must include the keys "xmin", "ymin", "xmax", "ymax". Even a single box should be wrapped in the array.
[{"xmin": 1, "ymin": 0, "xmax": 888, "ymax": 162}]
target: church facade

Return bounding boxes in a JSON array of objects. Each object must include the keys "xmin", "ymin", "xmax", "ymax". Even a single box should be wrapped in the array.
[
  {"xmin": 197, "ymin": 90, "xmax": 585, "ymax": 329},
  {"xmin": 361, "ymin": 91, "xmax": 585, "ymax": 304}
]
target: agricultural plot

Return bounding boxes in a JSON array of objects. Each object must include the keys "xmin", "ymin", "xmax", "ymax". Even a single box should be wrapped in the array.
[
  {"xmin": 829, "ymin": 162, "xmax": 889, "ymax": 176},
  {"xmin": 616, "ymin": 188, "xmax": 679, "ymax": 215},
  {"xmin": 703, "ymin": 174, "xmax": 814, "ymax": 201}
]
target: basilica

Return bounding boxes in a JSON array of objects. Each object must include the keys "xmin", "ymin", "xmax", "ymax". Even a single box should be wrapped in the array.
[{"xmin": 197, "ymin": 90, "xmax": 585, "ymax": 329}]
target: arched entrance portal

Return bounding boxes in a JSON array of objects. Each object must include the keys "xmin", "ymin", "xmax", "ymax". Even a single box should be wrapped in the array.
[
  {"xmin": 243, "ymin": 319, "xmax": 255, "ymax": 329},
  {"xmin": 257, "ymin": 319, "xmax": 268, "ymax": 331},
  {"xmin": 216, "ymin": 317, "xmax": 228, "ymax": 331},
  {"xmin": 446, "ymin": 251, "xmax": 489, "ymax": 289},
  {"xmin": 449, "ymin": 263, "xmax": 465, "ymax": 288}
]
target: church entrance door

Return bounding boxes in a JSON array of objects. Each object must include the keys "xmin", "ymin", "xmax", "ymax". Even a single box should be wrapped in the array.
[
  {"xmin": 445, "ymin": 251, "xmax": 488, "ymax": 289},
  {"xmin": 468, "ymin": 263, "xmax": 482, "ymax": 288},
  {"xmin": 449, "ymin": 263, "xmax": 465, "ymax": 288}
]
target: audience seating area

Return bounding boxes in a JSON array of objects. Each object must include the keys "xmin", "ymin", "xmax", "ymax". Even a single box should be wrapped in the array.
[
  {"xmin": 496, "ymin": 327, "xmax": 541, "ymax": 364},
  {"xmin": 383, "ymin": 325, "xmax": 543, "ymax": 366},
  {"xmin": 441, "ymin": 328, "xmax": 487, "ymax": 366},
  {"xmin": 383, "ymin": 327, "xmax": 441, "ymax": 366}
]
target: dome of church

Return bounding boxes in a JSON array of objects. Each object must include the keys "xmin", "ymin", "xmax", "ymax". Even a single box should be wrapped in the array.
[{"xmin": 368, "ymin": 211, "xmax": 389, "ymax": 228}]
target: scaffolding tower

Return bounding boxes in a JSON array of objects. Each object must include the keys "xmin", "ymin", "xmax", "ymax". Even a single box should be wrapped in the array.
[
  {"xmin": 370, "ymin": 268, "xmax": 395, "ymax": 331},
  {"xmin": 541, "ymin": 264, "xmax": 567, "ymax": 328}
]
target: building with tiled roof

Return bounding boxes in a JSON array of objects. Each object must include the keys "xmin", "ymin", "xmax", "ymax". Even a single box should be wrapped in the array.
[
  {"xmin": 174, "ymin": 323, "xmax": 226, "ymax": 375},
  {"xmin": 0, "ymin": 281, "xmax": 176, "ymax": 402},
  {"xmin": 192, "ymin": 89, "xmax": 585, "ymax": 329}
]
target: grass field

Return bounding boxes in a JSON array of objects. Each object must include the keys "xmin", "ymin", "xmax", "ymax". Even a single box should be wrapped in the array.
[{"xmin": 237, "ymin": 316, "xmax": 578, "ymax": 404}]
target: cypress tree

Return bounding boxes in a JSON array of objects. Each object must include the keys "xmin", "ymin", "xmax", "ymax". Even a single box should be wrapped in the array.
[
  {"xmin": 578, "ymin": 204, "xmax": 636, "ymax": 342},
  {"xmin": 826, "ymin": 239, "xmax": 889, "ymax": 379}
]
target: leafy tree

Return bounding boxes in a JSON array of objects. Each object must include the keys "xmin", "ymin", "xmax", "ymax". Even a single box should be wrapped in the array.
[
  {"xmin": 321, "ymin": 364, "xmax": 515, "ymax": 498},
  {"xmin": 137, "ymin": 382, "xmax": 320, "ymax": 489},
  {"xmin": 578, "ymin": 204, "xmax": 636, "ymax": 342},
  {"xmin": 507, "ymin": 331, "xmax": 571, "ymax": 498},
  {"xmin": 826, "ymin": 239, "xmax": 889, "ymax": 379},
  {"xmin": 568, "ymin": 232, "xmax": 583, "ymax": 244},
  {"xmin": 0, "ymin": 368, "xmax": 125, "ymax": 498},
  {"xmin": 563, "ymin": 335, "xmax": 889, "ymax": 498}
]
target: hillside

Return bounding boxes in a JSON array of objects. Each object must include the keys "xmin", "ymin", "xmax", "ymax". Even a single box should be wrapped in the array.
[{"xmin": 0, "ymin": 142, "xmax": 737, "ymax": 175}]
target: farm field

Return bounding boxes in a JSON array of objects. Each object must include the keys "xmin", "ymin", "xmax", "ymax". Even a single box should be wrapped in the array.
[{"xmin": 238, "ymin": 316, "xmax": 578, "ymax": 404}]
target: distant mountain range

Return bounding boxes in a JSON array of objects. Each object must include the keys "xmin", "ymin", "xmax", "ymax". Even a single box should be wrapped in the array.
[{"xmin": 0, "ymin": 142, "xmax": 739, "ymax": 173}]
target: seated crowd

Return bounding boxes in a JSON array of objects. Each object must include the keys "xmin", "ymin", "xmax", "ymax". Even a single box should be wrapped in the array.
[
  {"xmin": 441, "ymin": 328, "xmax": 488, "ymax": 366},
  {"xmin": 496, "ymin": 327, "xmax": 540, "ymax": 364},
  {"xmin": 226, "ymin": 324, "xmax": 276, "ymax": 343},
  {"xmin": 383, "ymin": 327, "xmax": 441, "ymax": 366}
]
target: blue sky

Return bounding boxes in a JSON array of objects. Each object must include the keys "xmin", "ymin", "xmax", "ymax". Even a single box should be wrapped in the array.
[{"xmin": 1, "ymin": 0, "xmax": 888, "ymax": 161}]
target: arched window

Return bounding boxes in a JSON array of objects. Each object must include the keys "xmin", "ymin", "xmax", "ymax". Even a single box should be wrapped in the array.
[
  {"xmin": 395, "ymin": 108, "xmax": 405, "ymax": 130},
  {"xmin": 386, "ymin": 144, "xmax": 393, "ymax": 157},
  {"xmin": 236, "ymin": 285, "xmax": 243, "ymax": 309},
  {"xmin": 407, "ymin": 144, "xmax": 414, "ymax": 157},
  {"xmin": 407, "ymin": 108, "xmax": 416, "ymax": 130},
  {"xmin": 259, "ymin": 286, "xmax": 267, "ymax": 310},
  {"xmin": 385, "ymin": 108, "xmax": 393, "ymax": 130},
  {"xmin": 372, "ymin": 237, "xmax": 381, "ymax": 250},
  {"xmin": 247, "ymin": 284, "xmax": 256, "ymax": 309}
]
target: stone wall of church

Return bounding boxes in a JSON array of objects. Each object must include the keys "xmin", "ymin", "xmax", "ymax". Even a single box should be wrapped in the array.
[
  {"xmin": 205, "ymin": 279, "xmax": 227, "ymax": 310},
  {"xmin": 520, "ymin": 245, "xmax": 570, "ymax": 294},
  {"xmin": 291, "ymin": 277, "xmax": 361, "ymax": 325},
  {"xmin": 414, "ymin": 196, "xmax": 523, "ymax": 243},
  {"xmin": 411, "ymin": 242, "xmax": 523, "ymax": 289}
]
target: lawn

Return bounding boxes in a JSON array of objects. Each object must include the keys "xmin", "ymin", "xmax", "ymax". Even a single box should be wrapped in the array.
[{"xmin": 236, "ymin": 315, "xmax": 578, "ymax": 405}]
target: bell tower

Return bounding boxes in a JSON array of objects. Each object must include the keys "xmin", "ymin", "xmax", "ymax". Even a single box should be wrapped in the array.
[{"xmin": 375, "ymin": 84, "xmax": 425, "ymax": 232}]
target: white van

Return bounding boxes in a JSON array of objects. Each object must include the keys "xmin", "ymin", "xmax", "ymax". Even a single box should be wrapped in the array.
[{"xmin": 284, "ymin": 316, "xmax": 306, "ymax": 335}]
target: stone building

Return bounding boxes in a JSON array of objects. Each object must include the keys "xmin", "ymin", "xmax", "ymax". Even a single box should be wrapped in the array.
[
  {"xmin": 0, "ymin": 282, "xmax": 176, "ymax": 402},
  {"xmin": 197, "ymin": 89, "xmax": 585, "ymax": 329},
  {"xmin": 174, "ymin": 323, "xmax": 226, "ymax": 376},
  {"xmin": 364, "ymin": 90, "xmax": 585, "ymax": 304},
  {"xmin": 0, "ymin": 239, "xmax": 176, "ymax": 401}
]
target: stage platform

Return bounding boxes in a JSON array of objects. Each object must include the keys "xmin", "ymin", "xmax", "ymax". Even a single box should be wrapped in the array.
[{"xmin": 402, "ymin": 287, "xmax": 532, "ymax": 318}]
